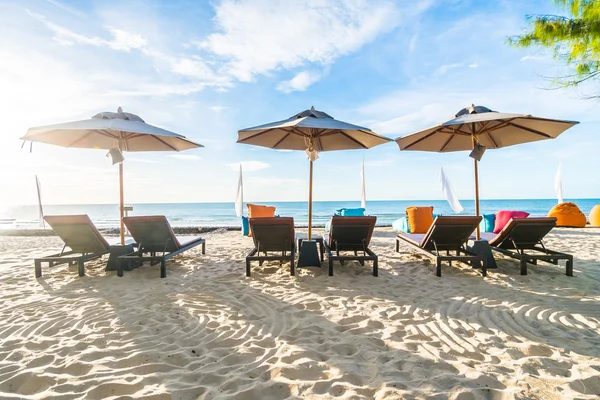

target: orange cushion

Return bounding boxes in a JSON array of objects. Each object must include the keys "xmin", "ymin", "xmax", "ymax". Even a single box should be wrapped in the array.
[
  {"xmin": 246, "ymin": 204, "xmax": 276, "ymax": 236},
  {"xmin": 406, "ymin": 206, "xmax": 434, "ymax": 234},
  {"xmin": 547, "ymin": 202, "xmax": 586, "ymax": 228},
  {"xmin": 590, "ymin": 204, "xmax": 600, "ymax": 227}
]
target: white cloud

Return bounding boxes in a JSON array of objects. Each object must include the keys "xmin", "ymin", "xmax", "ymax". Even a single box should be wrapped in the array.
[
  {"xmin": 247, "ymin": 177, "xmax": 305, "ymax": 186},
  {"xmin": 520, "ymin": 55, "xmax": 547, "ymax": 62},
  {"xmin": 277, "ymin": 70, "xmax": 321, "ymax": 93},
  {"xmin": 127, "ymin": 157, "xmax": 161, "ymax": 164},
  {"xmin": 197, "ymin": 0, "xmax": 402, "ymax": 83},
  {"xmin": 227, "ymin": 161, "xmax": 270, "ymax": 171},
  {"xmin": 169, "ymin": 154, "xmax": 202, "ymax": 161},
  {"xmin": 434, "ymin": 63, "xmax": 462, "ymax": 76},
  {"xmin": 469, "ymin": 63, "xmax": 479, "ymax": 68},
  {"xmin": 208, "ymin": 106, "xmax": 228, "ymax": 112},
  {"xmin": 29, "ymin": 12, "xmax": 147, "ymax": 51},
  {"xmin": 171, "ymin": 57, "xmax": 216, "ymax": 80}
]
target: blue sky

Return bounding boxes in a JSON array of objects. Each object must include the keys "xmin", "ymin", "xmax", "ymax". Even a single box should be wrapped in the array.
[{"xmin": 1, "ymin": 0, "xmax": 599, "ymax": 206}]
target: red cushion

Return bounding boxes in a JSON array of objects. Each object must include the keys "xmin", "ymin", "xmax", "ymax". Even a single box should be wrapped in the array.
[{"xmin": 493, "ymin": 210, "xmax": 530, "ymax": 233}]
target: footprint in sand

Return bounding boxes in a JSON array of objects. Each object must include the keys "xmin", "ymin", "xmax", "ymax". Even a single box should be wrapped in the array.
[{"xmin": 570, "ymin": 375, "xmax": 600, "ymax": 395}]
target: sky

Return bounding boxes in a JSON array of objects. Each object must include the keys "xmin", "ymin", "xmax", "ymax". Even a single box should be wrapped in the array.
[{"xmin": 1, "ymin": 0, "xmax": 599, "ymax": 206}]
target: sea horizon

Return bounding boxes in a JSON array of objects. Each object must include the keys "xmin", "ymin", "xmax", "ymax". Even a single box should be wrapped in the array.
[{"xmin": 2, "ymin": 198, "xmax": 598, "ymax": 229}]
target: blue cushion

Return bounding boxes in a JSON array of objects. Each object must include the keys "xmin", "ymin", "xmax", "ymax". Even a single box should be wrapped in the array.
[
  {"xmin": 335, "ymin": 207, "xmax": 365, "ymax": 217},
  {"xmin": 241, "ymin": 216, "xmax": 249, "ymax": 236},
  {"xmin": 481, "ymin": 213, "xmax": 495, "ymax": 232}
]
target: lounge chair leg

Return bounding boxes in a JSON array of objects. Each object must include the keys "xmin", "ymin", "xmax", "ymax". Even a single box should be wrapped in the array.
[
  {"xmin": 481, "ymin": 259, "xmax": 487, "ymax": 277},
  {"xmin": 160, "ymin": 259, "xmax": 166, "ymax": 278},
  {"xmin": 566, "ymin": 257, "xmax": 573, "ymax": 277},
  {"xmin": 329, "ymin": 259, "xmax": 334, "ymax": 276},
  {"xmin": 290, "ymin": 257, "xmax": 295, "ymax": 276},
  {"xmin": 78, "ymin": 259, "xmax": 85, "ymax": 277},
  {"xmin": 202, "ymin": 242, "xmax": 206, "ymax": 255},
  {"xmin": 395, "ymin": 238, "xmax": 399, "ymax": 252},
  {"xmin": 436, "ymin": 258, "xmax": 442, "ymax": 277},
  {"xmin": 35, "ymin": 260, "xmax": 42, "ymax": 278},
  {"xmin": 373, "ymin": 258, "xmax": 378, "ymax": 277},
  {"xmin": 245, "ymin": 259, "xmax": 251, "ymax": 277},
  {"xmin": 520, "ymin": 258, "xmax": 528, "ymax": 275},
  {"xmin": 117, "ymin": 258, "xmax": 124, "ymax": 277}
]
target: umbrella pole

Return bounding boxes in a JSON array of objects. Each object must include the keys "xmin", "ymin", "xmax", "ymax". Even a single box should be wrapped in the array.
[
  {"xmin": 119, "ymin": 162, "xmax": 125, "ymax": 245},
  {"xmin": 472, "ymin": 135, "xmax": 481, "ymax": 240},
  {"xmin": 308, "ymin": 159, "xmax": 313, "ymax": 240}
]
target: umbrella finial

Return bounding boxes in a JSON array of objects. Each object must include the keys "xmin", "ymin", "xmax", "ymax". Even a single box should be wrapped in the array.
[
  {"xmin": 117, "ymin": 106, "xmax": 123, "ymax": 113},
  {"xmin": 310, "ymin": 106, "xmax": 315, "ymax": 111}
]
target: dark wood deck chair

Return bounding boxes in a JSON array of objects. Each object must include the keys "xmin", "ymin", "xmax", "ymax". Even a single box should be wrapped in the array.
[
  {"xmin": 396, "ymin": 216, "xmax": 485, "ymax": 277},
  {"xmin": 246, "ymin": 217, "xmax": 296, "ymax": 277},
  {"xmin": 35, "ymin": 215, "xmax": 111, "ymax": 278},
  {"xmin": 324, "ymin": 216, "xmax": 378, "ymax": 276},
  {"xmin": 119, "ymin": 216, "xmax": 205, "ymax": 278},
  {"xmin": 481, "ymin": 217, "xmax": 573, "ymax": 276}
]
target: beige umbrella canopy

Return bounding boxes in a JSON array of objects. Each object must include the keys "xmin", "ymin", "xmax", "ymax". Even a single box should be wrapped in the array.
[
  {"xmin": 238, "ymin": 106, "xmax": 391, "ymax": 239},
  {"xmin": 396, "ymin": 105, "xmax": 579, "ymax": 239},
  {"xmin": 22, "ymin": 107, "xmax": 203, "ymax": 243}
]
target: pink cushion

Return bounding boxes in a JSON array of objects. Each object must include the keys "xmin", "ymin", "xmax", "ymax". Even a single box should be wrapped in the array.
[{"xmin": 493, "ymin": 210, "xmax": 530, "ymax": 233}]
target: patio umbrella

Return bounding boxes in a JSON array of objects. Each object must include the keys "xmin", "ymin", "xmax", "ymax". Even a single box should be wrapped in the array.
[
  {"xmin": 395, "ymin": 104, "xmax": 578, "ymax": 239},
  {"xmin": 237, "ymin": 106, "xmax": 391, "ymax": 239},
  {"xmin": 21, "ymin": 107, "xmax": 203, "ymax": 244}
]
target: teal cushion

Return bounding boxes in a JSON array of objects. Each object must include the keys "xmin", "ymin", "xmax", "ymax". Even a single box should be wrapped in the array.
[
  {"xmin": 481, "ymin": 213, "xmax": 495, "ymax": 232},
  {"xmin": 392, "ymin": 217, "xmax": 410, "ymax": 233},
  {"xmin": 338, "ymin": 207, "xmax": 366, "ymax": 217},
  {"xmin": 241, "ymin": 216, "xmax": 249, "ymax": 236}
]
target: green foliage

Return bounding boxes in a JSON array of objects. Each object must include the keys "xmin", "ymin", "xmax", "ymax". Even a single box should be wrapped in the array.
[{"xmin": 508, "ymin": 0, "xmax": 600, "ymax": 90}]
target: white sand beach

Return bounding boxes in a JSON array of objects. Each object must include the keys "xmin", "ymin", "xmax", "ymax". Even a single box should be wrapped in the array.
[{"xmin": 0, "ymin": 227, "xmax": 599, "ymax": 399}]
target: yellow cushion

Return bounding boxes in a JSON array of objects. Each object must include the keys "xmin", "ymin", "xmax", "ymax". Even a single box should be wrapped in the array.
[
  {"xmin": 547, "ymin": 202, "xmax": 586, "ymax": 228},
  {"xmin": 406, "ymin": 206, "xmax": 434, "ymax": 234},
  {"xmin": 589, "ymin": 204, "xmax": 600, "ymax": 227},
  {"xmin": 246, "ymin": 204, "xmax": 276, "ymax": 236}
]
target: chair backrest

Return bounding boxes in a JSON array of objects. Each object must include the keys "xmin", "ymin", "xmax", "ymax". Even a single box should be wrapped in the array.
[
  {"xmin": 489, "ymin": 217, "xmax": 557, "ymax": 249},
  {"xmin": 123, "ymin": 216, "xmax": 181, "ymax": 252},
  {"xmin": 420, "ymin": 216, "xmax": 482, "ymax": 250},
  {"xmin": 44, "ymin": 215, "xmax": 110, "ymax": 254},
  {"xmin": 249, "ymin": 217, "xmax": 295, "ymax": 252},
  {"xmin": 328, "ymin": 216, "xmax": 377, "ymax": 250}
]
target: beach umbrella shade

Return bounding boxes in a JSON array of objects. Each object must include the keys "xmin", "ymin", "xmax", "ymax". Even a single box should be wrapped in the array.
[
  {"xmin": 237, "ymin": 106, "xmax": 391, "ymax": 239},
  {"xmin": 395, "ymin": 104, "xmax": 579, "ymax": 239},
  {"xmin": 21, "ymin": 107, "xmax": 203, "ymax": 244}
]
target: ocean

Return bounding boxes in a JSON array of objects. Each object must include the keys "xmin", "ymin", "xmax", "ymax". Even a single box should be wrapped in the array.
[{"xmin": 1, "ymin": 199, "xmax": 598, "ymax": 229}]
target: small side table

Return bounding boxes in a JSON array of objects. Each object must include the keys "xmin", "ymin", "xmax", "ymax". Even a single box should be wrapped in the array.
[
  {"xmin": 106, "ymin": 244, "xmax": 135, "ymax": 272},
  {"xmin": 297, "ymin": 235, "xmax": 324, "ymax": 262}
]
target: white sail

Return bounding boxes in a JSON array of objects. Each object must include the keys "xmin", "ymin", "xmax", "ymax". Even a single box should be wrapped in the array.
[
  {"xmin": 361, "ymin": 159, "xmax": 366, "ymax": 210},
  {"xmin": 555, "ymin": 163, "xmax": 563, "ymax": 204},
  {"xmin": 440, "ymin": 167, "xmax": 464, "ymax": 213},
  {"xmin": 235, "ymin": 164, "xmax": 244, "ymax": 217},
  {"xmin": 35, "ymin": 175, "xmax": 45, "ymax": 228}
]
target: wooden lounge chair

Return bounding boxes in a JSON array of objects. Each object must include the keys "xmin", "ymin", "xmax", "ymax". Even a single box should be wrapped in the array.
[
  {"xmin": 324, "ymin": 216, "xmax": 378, "ymax": 276},
  {"xmin": 480, "ymin": 217, "xmax": 573, "ymax": 276},
  {"xmin": 35, "ymin": 215, "xmax": 112, "ymax": 278},
  {"xmin": 396, "ymin": 216, "xmax": 485, "ymax": 277},
  {"xmin": 246, "ymin": 217, "xmax": 296, "ymax": 277},
  {"xmin": 118, "ymin": 216, "xmax": 205, "ymax": 278}
]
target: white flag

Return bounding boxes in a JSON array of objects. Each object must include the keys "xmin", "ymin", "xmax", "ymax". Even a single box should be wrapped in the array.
[
  {"xmin": 361, "ymin": 159, "xmax": 366, "ymax": 210},
  {"xmin": 235, "ymin": 164, "xmax": 243, "ymax": 217},
  {"xmin": 35, "ymin": 175, "xmax": 45, "ymax": 228},
  {"xmin": 440, "ymin": 167, "xmax": 464, "ymax": 213},
  {"xmin": 555, "ymin": 163, "xmax": 563, "ymax": 204}
]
